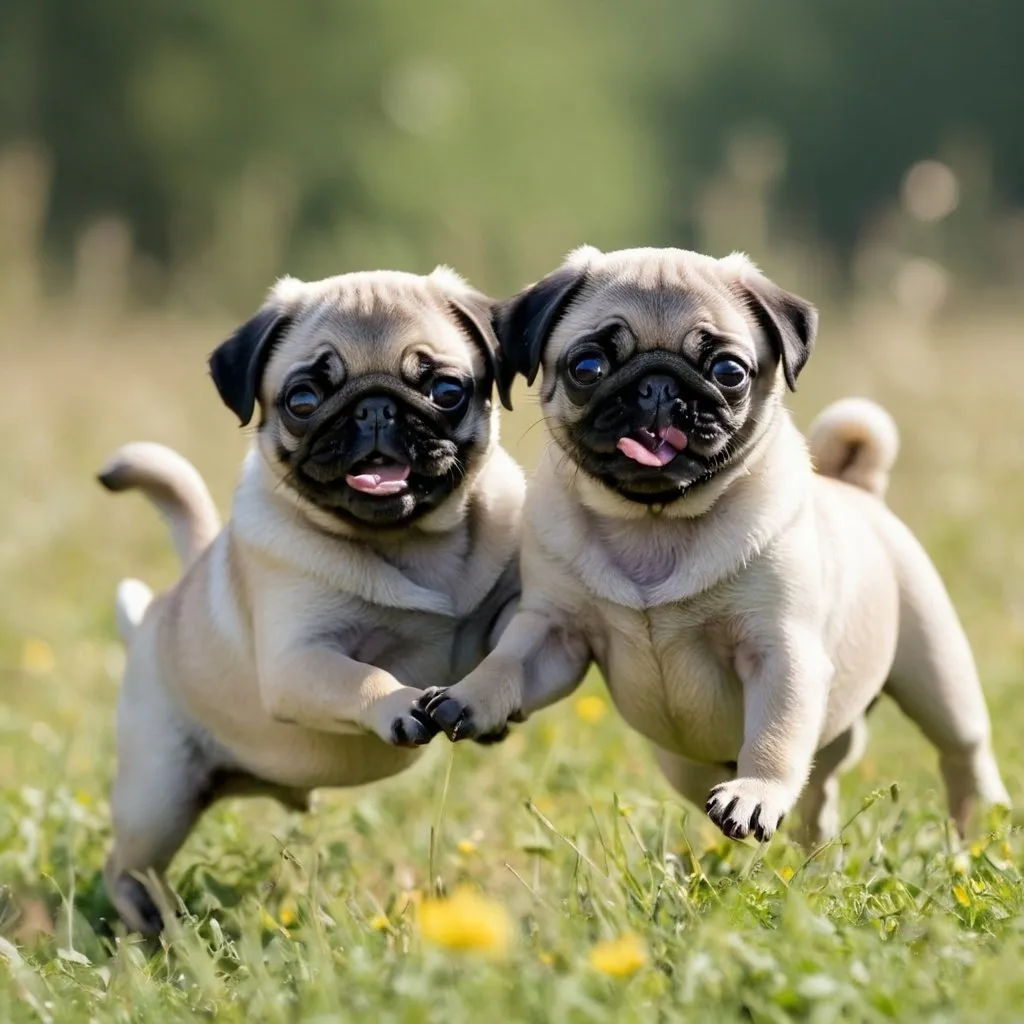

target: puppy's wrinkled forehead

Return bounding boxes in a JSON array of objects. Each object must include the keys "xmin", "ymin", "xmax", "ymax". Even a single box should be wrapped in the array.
[
  {"xmin": 552, "ymin": 247, "xmax": 756, "ymax": 356},
  {"xmin": 264, "ymin": 270, "xmax": 482, "ymax": 390}
]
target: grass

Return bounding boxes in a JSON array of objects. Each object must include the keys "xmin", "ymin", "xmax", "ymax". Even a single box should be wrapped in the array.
[{"xmin": 2, "ymin": 296, "xmax": 1024, "ymax": 1022}]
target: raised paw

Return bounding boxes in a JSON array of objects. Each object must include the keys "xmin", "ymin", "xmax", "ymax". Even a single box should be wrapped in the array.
[
  {"xmin": 423, "ymin": 688, "xmax": 479, "ymax": 741},
  {"xmin": 413, "ymin": 686, "xmax": 446, "ymax": 713},
  {"xmin": 389, "ymin": 703, "xmax": 439, "ymax": 748},
  {"xmin": 419, "ymin": 687, "xmax": 512, "ymax": 743},
  {"xmin": 705, "ymin": 778, "xmax": 791, "ymax": 843}
]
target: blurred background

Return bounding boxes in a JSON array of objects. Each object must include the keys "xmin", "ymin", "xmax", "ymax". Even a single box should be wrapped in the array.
[
  {"xmin": 1, "ymin": 0, "xmax": 1023, "ymax": 802},
  {"xmin": 7, "ymin": 0, "xmax": 1024, "ymax": 311}
]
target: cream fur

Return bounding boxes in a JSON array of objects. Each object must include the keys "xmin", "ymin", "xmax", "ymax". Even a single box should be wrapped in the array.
[
  {"xmin": 99, "ymin": 270, "xmax": 525, "ymax": 934},
  {"xmin": 418, "ymin": 247, "xmax": 1009, "ymax": 845}
]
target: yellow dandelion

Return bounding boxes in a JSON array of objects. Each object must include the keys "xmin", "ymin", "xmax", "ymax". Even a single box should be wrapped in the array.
[
  {"xmin": 278, "ymin": 900, "xmax": 297, "ymax": 927},
  {"xmin": 369, "ymin": 913, "xmax": 390, "ymax": 931},
  {"xmin": 260, "ymin": 909, "xmax": 286, "ymax": 934},
  {"xmin": 74, "ymin": 790, "xmax": 93, "ymax": 807},
  {"xmin": 969, "ymin": 840, "xmax": 987, "ymax": 858},
  {"xmin": 21, "ymin": 639, "xmax": 55, "ymax": 676},
  {"xmin": 539, "ymin": 950, "xmax": 555, "ymax": 966},
  {"xmin": 418, "ymin": 886, "xmax": 511, "ymax": 956},
  {"xmin": 588, "ymin": 932, "xmax": 648, "ymax": 978},
  {"xmin": 456, "ymin": 839, "xmax": 478, "ymax": 856},
  {"xmin": 952, "ymin": 883, "xmax": 970, "ymax": 907},
  {"xmin": 575, "ymin": 696, "xmax": 608, "ymax": 724},
  {"xmin": 1000, "ymin": 840, "xmax": 1012, "ymax": 859},
  {"xmin": 778, "ymin": 866, "xmax": 795, "ymax": 883}
]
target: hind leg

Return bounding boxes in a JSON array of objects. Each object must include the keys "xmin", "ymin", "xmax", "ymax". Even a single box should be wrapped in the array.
[
  {"xmin": 105, "ymin": 682, "xmax": 209, "ymax": 935},
  {"xmin": 885, "ymin": 570, "xmax": 1010, "ymax": 833},
  {"xmin": 105, "ymin": 772, "xmax": 204, "ymax": 935},
  {"xmin": 795, "ymin": 717, "xmax": 868, "ymax": 847}
]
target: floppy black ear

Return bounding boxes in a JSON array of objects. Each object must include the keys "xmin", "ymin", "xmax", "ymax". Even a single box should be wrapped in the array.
[
  {"xmin": 492, "ymin": 265, "xmax": 588, "ymax": 392},
  {"xmin": 447, "ymin": 291, "xmax": 514, "ymax": 412},
  {"xmin": 208, "ymin": 306, "xmax": 292, "ymax": 425},
  {"xmin": 738, "ymin": 276, "xmax": 818, "ymax": 391}
]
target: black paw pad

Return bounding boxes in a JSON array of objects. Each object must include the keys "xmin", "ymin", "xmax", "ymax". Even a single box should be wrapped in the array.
[
  {"xmin": 424, "ymin": 692, "xmax": 474, "ymax": 740},
  {"xmin": 391, "ymin": 706, "xmax": 439, "ymax": 747},
  {"xmin": 413, "ymin": 686, "xmax": 446, "ymax": 712}
]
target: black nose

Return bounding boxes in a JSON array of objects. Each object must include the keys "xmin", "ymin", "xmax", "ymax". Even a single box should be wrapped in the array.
[
  {"xmin": 353, "ymin": 395, "xmax": 397, "ymax": 425},
  {"xmin": 636, "ymin": 374, "xmax": 679, "ymax": 411}
]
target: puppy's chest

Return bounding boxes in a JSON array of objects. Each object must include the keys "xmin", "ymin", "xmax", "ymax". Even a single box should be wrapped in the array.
[
  {"xmin": 586, "ymin": 593, "xmax": 746, "ymax": 761},
  {"xmin": 320, "ymin": 586, "xmax": 493, "ymax": 689}
]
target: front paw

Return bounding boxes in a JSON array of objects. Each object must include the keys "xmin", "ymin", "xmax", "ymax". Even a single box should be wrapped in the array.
[
  {"xmin": 388, "ymin": 703, "xmax": 438, "ymax": 748},
  {"xmin": 414, "ymin": 688, "xmax": 510, "ymax": 745},
  {"xmin": 419, "ymin": 687, "xmax": 512, "ymax": 743},
  {"xmin": 705, "ymin": 778, "xmax": 791, "ymax": 842}
]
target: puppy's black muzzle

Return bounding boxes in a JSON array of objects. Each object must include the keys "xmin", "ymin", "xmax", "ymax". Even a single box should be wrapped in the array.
[
  {"xmin": 589, "ymin": 355, "xmax": 726, "ymax": 438},
  {"xmin": 590, "ymin": 353, "xmax": 725, "ymax": 416},
  {"xmin": 635, "ymin": 373, "xmax": 681, "ymax": 433},
  {"xmin": 296, "ymin": 375, "xmax": 450, "ymax": 468},
  {"xmin": 636, "ymin": 374, "xmax": 679, "ymax": 412},
  {"xmin": 353, "ymin": 393, "xmax": 397, "ymax": 427},
  {"xmin": 345, "ymin": 393, "xmax": 405, "ymax": 464}
]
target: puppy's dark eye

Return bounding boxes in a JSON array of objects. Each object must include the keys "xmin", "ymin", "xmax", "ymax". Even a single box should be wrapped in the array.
[
  {"xmin": 568, "ymin": 350, "xmax": 610, "ymax": 387},
  {"xmin": 710, "ymin": 359, "xmax": 748, "ymax": 389},
  {"xmin": 430, "ymin": 377, "xmax": 467, "ymax": 411},
  {"xmin": 284, "ymin": 385, "xmax": 322, "ymax": 418}
]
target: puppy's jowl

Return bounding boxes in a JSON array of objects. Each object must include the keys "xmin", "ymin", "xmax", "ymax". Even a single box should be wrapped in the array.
[
  {"xmin": 415, "ymin": 245, "xmax": 1010, "ymax": 844},
  {"xmin": 99, "ymin": 268, "xmax": 524, "ymax": 934}
]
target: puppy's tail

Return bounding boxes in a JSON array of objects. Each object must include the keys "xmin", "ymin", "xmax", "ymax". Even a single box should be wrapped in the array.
[
  {"xmin": 98, "ymin": 442, "xmax": 221, "ymax": 569},
  {"xmin": 807, "ymin": 398, "xmax": 899, "ymax": 499}
]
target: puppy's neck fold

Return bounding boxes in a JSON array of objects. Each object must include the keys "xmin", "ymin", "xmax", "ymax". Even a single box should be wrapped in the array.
[
  {"xmin": 529, "ymin": 412, "xmax": 811, "ymax": 609},
  {"xmin": 231, "ymin": 445, "xmax": 524, "ymax": 617}
]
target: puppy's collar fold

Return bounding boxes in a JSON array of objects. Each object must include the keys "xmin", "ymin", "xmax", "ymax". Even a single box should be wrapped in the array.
[{"xmin": 232, "ymin": 447, "xmax": 523, "ymax": 618}]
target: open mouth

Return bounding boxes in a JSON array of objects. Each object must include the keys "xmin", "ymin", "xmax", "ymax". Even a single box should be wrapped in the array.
[
  {"xmin": 616, "ymin": 425, "xmax": 688, "ymax": 468},
  {"xmin": 344, "ymin": 454, "xmax": 411, "ymax": 496}
]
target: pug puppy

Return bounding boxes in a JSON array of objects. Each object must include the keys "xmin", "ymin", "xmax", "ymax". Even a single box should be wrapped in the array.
[
  {"xmin": 98, "ymin": 268, "xmax": 524, "ymax": 934},
  {"xmin": 412, "ymin": 245, "xmax": 1009, "ymax": 844}
]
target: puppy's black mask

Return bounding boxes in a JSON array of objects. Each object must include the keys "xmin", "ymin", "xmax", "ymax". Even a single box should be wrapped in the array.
[
  {"xmin": 492, "ymin": 258, "xmax": 817, "ymax": 507},
  {"xmin": 279, "ymin": 371, "xmax": 474, "ymax": 527},
  {"xmin": 560, "ymin": 346, "xmax": 751, "ymax": 504},
  {"xmin": 209, "ymin": 285, "xmax": 508, "ymax": 530}
]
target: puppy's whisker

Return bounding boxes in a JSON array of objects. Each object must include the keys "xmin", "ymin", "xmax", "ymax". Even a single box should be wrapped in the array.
[{"xmin": 518, "ymin": 416, "xmax": 559, "ymax": 442}]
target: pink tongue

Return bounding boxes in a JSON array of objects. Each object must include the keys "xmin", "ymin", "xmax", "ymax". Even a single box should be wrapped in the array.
[
  {"xmin": 659, "ymin": 425, "xmax": 688, "ymax": 450},
  {"xmin": 345, "ymin": 462, "xmax": 411, "ymax": 496},
  {"xmin": 616, "ymin": 426, "xmax": 688, "ymax": 468}
]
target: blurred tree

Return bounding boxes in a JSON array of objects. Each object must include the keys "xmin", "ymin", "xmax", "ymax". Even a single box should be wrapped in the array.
[
  {"xmin": 2, "ymin": 0, "xmax": 1023, "ymax": 299},
  {"xmin": 0, "ymin": 0, "xmax": 654, "ymax": 302},
  {"xmin": 642, "ymin": 0, "xmax": 1024, "ymax": 262}
]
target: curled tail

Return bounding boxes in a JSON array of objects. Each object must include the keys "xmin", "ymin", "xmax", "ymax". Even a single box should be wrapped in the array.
[
  {"xmin": 808, "ymin": 398, "xmax": 899, "ymax": 499},
  {"xmin": 98, "ymin": 442, "xmax": 221, "ymax": 642}
]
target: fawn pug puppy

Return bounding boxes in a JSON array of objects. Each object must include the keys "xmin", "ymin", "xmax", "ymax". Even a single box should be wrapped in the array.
[
  {"xmin": 414, "ymin": 245, "xmax": 1009, "ymax": 843},
  {"xmin": 98, "ymin": 268, "xmax": 524, "ymax": 934}
]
